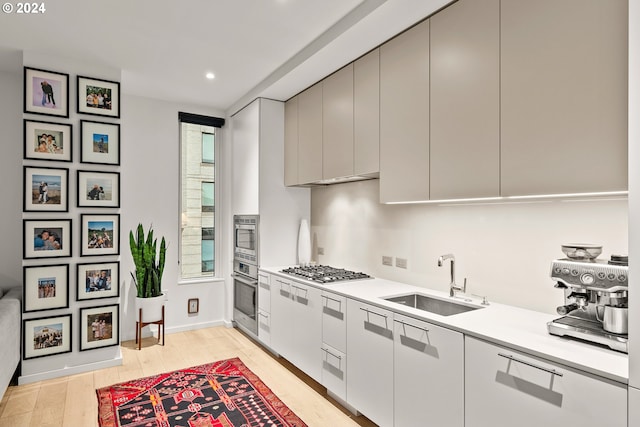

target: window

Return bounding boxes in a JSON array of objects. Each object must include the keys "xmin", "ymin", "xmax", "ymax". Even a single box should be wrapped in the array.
[
  {"xmin": 201, "ymin": 182, "xmax": 214, "ymax": 213},
  {"xmin": 179, "ymin": 112, "xmax": 224, "ymax": 280},
  {"xmin": 202, "ymin": 132, "xmax": 214, "ymax": 164}
]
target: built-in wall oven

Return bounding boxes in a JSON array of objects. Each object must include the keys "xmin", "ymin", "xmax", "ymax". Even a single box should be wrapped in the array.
[{"xmin": 233, "ymin": 215, "xmax": 259, "ymax": 336}]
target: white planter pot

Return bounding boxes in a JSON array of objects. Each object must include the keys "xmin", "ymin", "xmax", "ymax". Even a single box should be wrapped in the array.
[{"xmin": 135, "ymin": 294, "xmax": 165, "ymax": 323}]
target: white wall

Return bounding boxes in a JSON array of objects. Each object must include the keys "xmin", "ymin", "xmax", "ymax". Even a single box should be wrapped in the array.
[
  {"xmin": 0, "ymin": 55, "xmax": 23, "ymax": 293},
  {"xmin": 311, "ymin": 179, "xmax": 628, "ymax": 314},
  {"xmin": 120, "ymin": 94, "xmax": 229, "ymax": 341},
  {"xmin": 2, "ymin": 50, "xmax": 233, "ymax": 383}
]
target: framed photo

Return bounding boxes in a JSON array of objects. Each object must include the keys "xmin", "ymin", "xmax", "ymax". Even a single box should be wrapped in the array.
[
  {"xmin": 77, "ymin": 170, "xmax": 120, "ymax": 208},
  {"xmin": 24, "ymin": 166, "xmax": 69, "ymax": 212},
  {"xmin": 24, "ymin": 67, "xmax": 69, "ymax": 118},
  {"xmin": 23, "ymin": 314, "xmax": 72, "ymax": 360},
  {"xmin": 24, "ymin": 219, "xmax": 72, "ymax": 259},
  {"xmin": 24, "ymin": 119, "xmax": 72, "ymax": 162},
  {"xmin": 23, "ymin": 264, "xmax": 69, "ymax": 313},
  {"xmin": 188, "ymin": 298, "xmax": 199, "ymax": 314},
  {"xmin": 80, "ymin": 214, "xmax": 119, "ymax": 256},
  {"xmin": 77, "ymin": 261, "xmax": 120, "ymax": 301},
  {"xmin": 77, "ymin": 76, "xmax": 120, "ymax": 118},
  {"xmin": 80, "ymin": 304, "xmax": 119, "ymax": 351},
  {"xmin": 80, "ymin": 120, "xmax": 120, "ymax": 165}
]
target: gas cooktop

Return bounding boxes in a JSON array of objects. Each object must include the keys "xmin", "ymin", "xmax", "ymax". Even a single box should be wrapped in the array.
[{"xmin": 280, "ymin": 265, "xmax": 372, "ymax": 284}]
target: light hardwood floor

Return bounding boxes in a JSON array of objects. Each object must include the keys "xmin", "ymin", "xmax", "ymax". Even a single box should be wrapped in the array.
[{"xmin": 0, "ymin": 326, "xmax": 376, "ymax": 427}]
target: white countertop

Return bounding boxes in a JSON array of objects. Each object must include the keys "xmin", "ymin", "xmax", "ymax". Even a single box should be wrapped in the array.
[{"xmin": 261, "ymin": 267, "xmax": 629, "ymax": 384}]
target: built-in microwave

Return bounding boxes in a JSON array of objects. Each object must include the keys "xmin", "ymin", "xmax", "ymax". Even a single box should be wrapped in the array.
[{"xmin": 233, "ymin": 215, "xmax": 258, "ymax": 265}]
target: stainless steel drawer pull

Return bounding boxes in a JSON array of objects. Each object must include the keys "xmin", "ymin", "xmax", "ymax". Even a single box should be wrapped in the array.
[
  {"xmin": 259, "ymin": 282, "xmax": 270, "ymax": 290},
  {"xmin": 498, "ymin": 353, "xmax": 563, "ymax": 377},
  {"xmin": 394, "ymin": 319, "xmax": 429, "ymax": 334},
  {"xmin": 321, "ymin": 347, "xmax": 342, "ymax": 360},
  {"xmin": 258, "ymin": 312, "xmax": 269, "ymax": 319},
  {"xmin": 321, "ymin": 294, "xmax": 342, "ymax": 305},
  {"xmin": 359, "ymin": 307, "xmax": 387, "ymax": 319}
]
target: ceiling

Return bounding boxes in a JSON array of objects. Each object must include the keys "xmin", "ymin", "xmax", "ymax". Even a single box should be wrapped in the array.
[{"xmin": 0, "ymin": 0, "xmax": 451, "ymax": 115}]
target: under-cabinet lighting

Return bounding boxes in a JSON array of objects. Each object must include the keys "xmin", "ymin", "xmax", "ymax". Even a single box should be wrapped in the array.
[
  {"xmin": 205, "ymin": 72, "xmax": 215, "ymax": 80},
  {"xmin": 384, "ymin": 191, "xmax": 628, "ymax": 205}
]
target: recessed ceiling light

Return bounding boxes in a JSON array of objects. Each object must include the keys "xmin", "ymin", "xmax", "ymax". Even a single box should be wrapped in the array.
[{"xmin": 205, "ymin": 72, "xmax": 215, "ymax": 80}]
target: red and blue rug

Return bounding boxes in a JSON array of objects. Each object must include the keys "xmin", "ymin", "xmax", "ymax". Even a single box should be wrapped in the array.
[{"xmin": 97, "ymin": 357, "xmax": 307, "ymax": 427}]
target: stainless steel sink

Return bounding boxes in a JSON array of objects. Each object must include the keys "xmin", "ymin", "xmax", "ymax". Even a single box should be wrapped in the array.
[{"xmin": 383, "ymin": 293, "xmax": 483, "ymax": 316}]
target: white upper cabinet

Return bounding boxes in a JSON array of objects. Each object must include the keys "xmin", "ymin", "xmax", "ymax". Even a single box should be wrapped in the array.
[
  {"xmin": 323, "ymin": 64, "xmax": 354, "ymax": 180},
  {"xmin": 354, "ymin": 48, "xmax": 380, "ymax": 177},
  {"xmin": 500, "ymin": 0, "xmax": 628, "ymax": 196},
  {"xmin": 284, "ymin": 96, "xmax": 298, "ymax": 187},
  {"xmin": 298, "ymin": 83, "xmax": 323, "ymax": 184},
  {"xmin": 380, "ymin": 19, "xmax": 430, "ymax": 203},
  {"xmin": 430, "ymin": 0, "xmax": 500, "ymax": 200}
]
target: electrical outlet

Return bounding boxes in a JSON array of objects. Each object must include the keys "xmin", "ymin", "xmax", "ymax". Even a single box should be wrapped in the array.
[
  {"xmin": 382, "ymin": 256, "xmax": 393, "ymax": 266},
  {"xmin": 396, "ymin": 258, "xmax": 408, "ymax": 269},
  {"xmin": 317, "ymin": 247, "xmax": 324, "ymax": 255}
]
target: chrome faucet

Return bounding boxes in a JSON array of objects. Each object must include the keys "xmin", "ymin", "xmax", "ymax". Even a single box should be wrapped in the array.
[{"xmin": 438, "ymin": 254, "xmax": 466, "ymax": 297}]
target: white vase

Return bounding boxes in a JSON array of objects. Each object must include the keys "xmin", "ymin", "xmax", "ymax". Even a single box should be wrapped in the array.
[
  {"xmin": 135, "ymin": 294, "xmax": 165, "ymax": 323},
  {"xmin": 298, "ymin": 219, "xmax": 311, "ymax": 266}
]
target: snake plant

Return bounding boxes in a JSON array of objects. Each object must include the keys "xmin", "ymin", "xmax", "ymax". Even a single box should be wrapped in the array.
[{"xmin": 129, "ymin": 223, "xmax": 166, "ymax": 298}]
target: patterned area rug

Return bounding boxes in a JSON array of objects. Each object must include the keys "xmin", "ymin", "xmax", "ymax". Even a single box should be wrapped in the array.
[{"xmin": 97, "ymin": 357, "xmax": 307, "ymax": 427}]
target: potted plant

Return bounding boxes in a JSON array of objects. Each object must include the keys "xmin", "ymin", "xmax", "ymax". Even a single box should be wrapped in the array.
[{"xmin": 129, "ymin": 223, "xmax": 167, "ymax": 322}]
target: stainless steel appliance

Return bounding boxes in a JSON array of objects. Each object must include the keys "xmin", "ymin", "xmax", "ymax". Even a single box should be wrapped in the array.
[
  {"xmin": 234, "ymin": 215, "xmax": 258, "ymax": 264},
  {"xmin": 233, "ymin": 215, "xmax": 259, "ymax": 336},
  {"xmin": 280, "ymin": 265, "xmax": 372, "ymax": 284},
  {"xmin": 547, "ymin": 252, "xmax": 628, "ymax": 353}
]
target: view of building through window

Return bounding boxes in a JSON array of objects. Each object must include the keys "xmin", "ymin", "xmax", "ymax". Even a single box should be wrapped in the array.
[{"xmin": 180, "ymin": 122, "xmax": 216, "ymax": 279}]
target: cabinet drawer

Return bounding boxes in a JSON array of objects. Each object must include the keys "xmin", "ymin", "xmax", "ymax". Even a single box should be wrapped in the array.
[
  {"xmin": 257, "ymin": 308, "xmax": 271, "ymax": 346},
  {"xmin": 258, "ymin": 272, "xmax": 271, "ymax": 312},
  {"xmin": 465, "ymin": 336, "xmax": 627, "ymax": 427},
  {"xmin": 321, "ymin": 343, "xmax": 346, "ymax": 401},
  {"xmin": 321, "ymin": 291, "xmax": 347, "ymax": 352}
]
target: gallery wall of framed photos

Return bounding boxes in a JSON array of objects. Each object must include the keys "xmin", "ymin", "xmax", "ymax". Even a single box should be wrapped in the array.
[{"xmin": 21, "ymin": 65, "xmax": 122, "ymax": 370}]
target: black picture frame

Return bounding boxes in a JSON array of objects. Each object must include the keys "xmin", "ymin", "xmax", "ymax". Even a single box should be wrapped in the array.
[
  {"xmin": 23, "ymin": 264, "xmax": 70, "ymax": 313},
  {"xmin": 23, "ymin": 314, "xmax": 72, "ymax": 360},
  {"xmin": 80, "ymin": 120, "xmax": 120, "ymax": 165},
  {"xmin": 77, "ymin": 76, "xmax": 120, "ymax": 118},
  {"xmin": 76, "ymin": 261, "xmax": 120, "ymax": 301},
  {"xmin": 80, "ymin": 214, "xmax": 120, "ymax": 257},
  {"xmin": 188, "ymin": 298, "xmax": 199, "ymax": 314},
  {"xmin": 79, "ymin": 304, "xmax": 119, "ymax": 351},
  {"xmin": 24, "ymin": 67, "xmax": 70, "ymax": 118},
  {"xmin": 23, "ymin": 219, "xmax": 72, "ymax": 259},
  {"xmin": 24, "ymin": 166, "xmax": 69, "ymax": 212},
  {"xmin": 24, "ymin": 119, "xmax": 73, "ymax": 162},
  {"xmin": 77, "ymin": 170, "xmax": 120, "ymax": 208}
]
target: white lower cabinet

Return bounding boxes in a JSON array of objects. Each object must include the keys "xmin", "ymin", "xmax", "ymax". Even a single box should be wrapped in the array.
[
  {"xmin": 346, "ymin": 299, "xmax": 393, "ymax": 427},
  {"xmin": 270, "ymin": 276, "xmax": 322, "ymax": 382},
  {"xmin": 321, "ymin": 291, "xmax": 347, "ymax": 400},
  {"xmin": 257, "ymin": 272, "xmax": 271, "ymax": 346},
  {"xmin": 465, "ymin": 336, "xmax": 627, "ymax": 427},
  {"xmin": 393, "ymin": 313, "xmax": 463, "ymax": 427}
]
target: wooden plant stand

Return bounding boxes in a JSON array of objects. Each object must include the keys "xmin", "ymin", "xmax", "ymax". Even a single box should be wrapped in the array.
[{"xmin": 135, "ymin": 305, "xmax": 165, "ymax": 350}]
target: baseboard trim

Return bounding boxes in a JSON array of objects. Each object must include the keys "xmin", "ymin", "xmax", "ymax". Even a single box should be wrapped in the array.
[{"xmin": 18, "ymin": 355, "xmax": 123, "ymax": 385}]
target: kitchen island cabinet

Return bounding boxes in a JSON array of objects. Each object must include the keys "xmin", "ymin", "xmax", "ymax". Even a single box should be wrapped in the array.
[
  {"xmin": 429, "ymin": 0, "xmax": 500, "ymax": 200},
  {"xmin": 393, "ymin": 313, "xmax": 463, "ymax": 427},
  {"xmin": 346, "ymin": 299, "xmax": 393, "ymax": 427},
  {"xmin": 464, "ymin": 336, "xmax": 627, "ymax": 427},
  {"xmin": 500, "ymin": 0, "xmax": 627, "ymax": 196},
  {"xmin": 379, "ymin": 19, "xmax": 430, "ymax": 203},
  {"xmin": 270, "ymin": 275, "xmax": 322, "ymax": 382}
]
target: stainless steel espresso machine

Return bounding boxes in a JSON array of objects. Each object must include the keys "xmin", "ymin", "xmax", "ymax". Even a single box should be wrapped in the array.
[{"xmin": 547, "ymin": 244, "xmax": 629, "ymax": 353}]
